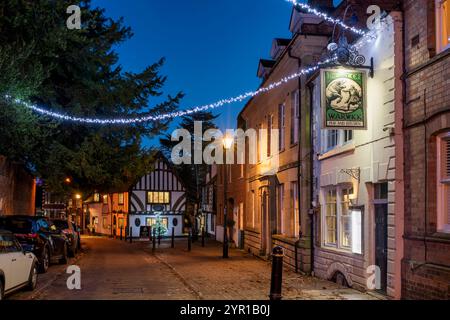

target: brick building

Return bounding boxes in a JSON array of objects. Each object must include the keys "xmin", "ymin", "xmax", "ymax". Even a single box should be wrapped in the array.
[
  {"xmin": 0, "ymin": 155, "xmax": 36, "ymax": 215},
  {"xmin": 402, "ymin": 0, "xmax": 450, "ymax": 299}
]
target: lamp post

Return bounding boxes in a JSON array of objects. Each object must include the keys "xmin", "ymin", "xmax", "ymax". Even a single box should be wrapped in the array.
[{"xmin": 222, "ymin": 134, "xmax": 234, "ymax": 259}]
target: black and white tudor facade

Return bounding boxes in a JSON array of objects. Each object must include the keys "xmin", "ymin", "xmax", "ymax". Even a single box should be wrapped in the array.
[{"xmin": 128, "ymin": 154, "xmax": 186, "ymax": 238}]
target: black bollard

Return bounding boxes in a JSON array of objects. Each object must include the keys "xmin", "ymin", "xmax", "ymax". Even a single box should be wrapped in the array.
[
  {"xmin": 201, "ymin": 227, "xmax": 205, "ymax": 247},
  {"xmin": 158, "ymin": 231, "xmax": 161, "ymax": 246},
  {"xmin": 152, "ymin": 229, "xmax": 156, "ymax": 252},
  {"xmin": 120, "ymin": 227, "xmax": 123, "ymax": 241},
  {"xmin": 187, "ymin": 229, "xmax": 192, "ymax": 252},
  {"xmin": 129, "ymin": 227, "xmax": 132, "ymax": 243},
  {"xmin": 171, "ymin": 227, "xmax": 175, "ymax": 248},
  {"xmin": 269, "ymin": 246, "xmax": 284, "ymax": 301},
  {"xmin": 149, "ymin": 226, "xmax": 152, "ymax": 242}
]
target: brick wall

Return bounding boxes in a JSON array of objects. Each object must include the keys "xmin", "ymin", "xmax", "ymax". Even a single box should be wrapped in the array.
[
  {"xmin": 0, "ymin": 156, "xmax": 36, "ymax": 215},
  {"xmin": 402, "ymin": 0, "xmax": 450, "ymax": 300}
]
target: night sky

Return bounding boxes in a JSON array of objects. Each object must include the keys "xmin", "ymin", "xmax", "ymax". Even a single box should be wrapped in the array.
[{"xmin": 90, "ymin": 0, "xmax": 341, "ymax": 146}]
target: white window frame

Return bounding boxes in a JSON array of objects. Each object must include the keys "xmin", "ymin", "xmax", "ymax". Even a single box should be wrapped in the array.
[
  {"xmin": 436, "ymin": 0, "xmax": 450, "ymax": 53},
  {"xmin": 437, "ymin": 132, "xmax": 450, "ymax": 233},
  {"xmin": 322, "ymin": 129, "xmax": 354, "ymax": 153},
  {"xmin": 322, "ymin": 185, "xmax": 356, "ymax": 252}
]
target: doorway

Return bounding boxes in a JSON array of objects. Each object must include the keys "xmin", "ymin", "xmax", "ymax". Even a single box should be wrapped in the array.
[{"xmin": 374, "ymin": 183, "xmax": 388, "ymax": 293}]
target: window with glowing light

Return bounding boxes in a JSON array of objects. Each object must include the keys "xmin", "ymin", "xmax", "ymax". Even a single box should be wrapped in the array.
[
  {"xmin": 147, "ymin": 191, "xmax": 170, "ymax": 204},
  {"xmin": 325, "ymin": 189, "xmax": 337, "ymax": 245},
  {"xmin": 118, "ymin": 193, "xmax": 124, "ymax": 205},
  {"xmin": 436, "ymin": 0, "xmax": 450, "ymax": 53},
  {"xmin": 437, "ymin": 132, "xmax": 450, "ymax": 233},
  {"xmin": 323, "ymin": 186, "xmax": 359, "ymax": 252}
]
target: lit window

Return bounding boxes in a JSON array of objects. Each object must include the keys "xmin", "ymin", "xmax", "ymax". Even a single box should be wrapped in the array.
[
  {"xmin": 118, "ymin": 193, "xmax": 124, "ymax": 205},
  {"xmin": 103, "ymin": 195, "xmax": 108, "ymax": 204},
  {"xmin": 437, "ymin": 132, "xmax": 450, "ymax": 232},
  {"xmin": 325, "ymin": 189, "xmax": 337, "ymax": 245},
  {"xmin": 340, "ymin": 187, "xmax": 353, "ymax": 248},
  {"xmin": 436, "ymin": 0, "xmax": 450, "ymax": 53},
  {"xmin": 147, "ymin": 192, "xmax": 170, "ymax": 204},
  {"xmin": 93, "ymin": 193, "xmax": 100, "ymax": 202}
]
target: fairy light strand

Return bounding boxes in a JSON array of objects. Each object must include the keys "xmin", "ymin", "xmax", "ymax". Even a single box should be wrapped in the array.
[
  {"xmin": 286, "ymin": 0, "xmax": 367, "ymax": 36},
  {"xmin": 6, "ymin": 1, "xmax": 377, "ymax": 125}
]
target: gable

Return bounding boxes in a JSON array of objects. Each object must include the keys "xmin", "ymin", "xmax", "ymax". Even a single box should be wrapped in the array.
[{"xmin": 133, "ymin": 158, "xmax": 186, "ymax": 192}]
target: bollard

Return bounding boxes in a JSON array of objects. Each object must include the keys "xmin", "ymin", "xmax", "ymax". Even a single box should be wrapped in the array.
[
  {"xmin": 152, "ymin": 229, "xmax": 156, "ymax": 252},
  {"xmin": 201, "ymin": 227, "xmax": 205, "ymax": 247},
  {"xmin": 129, "ymin": 227, "xmax": 132, "ymax": 243},
  {"xmin": 187, "ymin": 229, "xmax": 192, "ymax": 252},
  {"xmin": 149, "ymin": 226, "xmax": 152, "ymax": 242},
  {"xmin": 171, "ymin": 227, "xmax": 175, "ymax": 248},
  {"xmin": 269, "ymin": 246, "xmax": 284, "ymax": 301},
  {"xmin": 158, "ymin": 231, "xmax": 161, "ymax": 246},
  {"xmin": 120, "ymin": 227, "xmax": 123, "ymax": 241}
]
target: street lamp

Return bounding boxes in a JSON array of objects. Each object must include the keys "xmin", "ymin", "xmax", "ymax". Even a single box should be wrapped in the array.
[{"xmin": 222, "ymin": 134, "xmax": 234, "ymax": 259}]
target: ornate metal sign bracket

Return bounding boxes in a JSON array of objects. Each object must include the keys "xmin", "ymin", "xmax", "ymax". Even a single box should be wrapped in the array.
[
  {"xmin": 340, "ymin": 168, "xmax": 361, "ymax": 182},
  {"xmin": 322, "ymin": 36, "xmax": 374, "ymax": 78}
]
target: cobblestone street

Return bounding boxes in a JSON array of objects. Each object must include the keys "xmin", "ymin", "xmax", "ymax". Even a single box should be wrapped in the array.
[{"xmin": 8, "ymin": 236, "xmax": 378, "ymax": 300}]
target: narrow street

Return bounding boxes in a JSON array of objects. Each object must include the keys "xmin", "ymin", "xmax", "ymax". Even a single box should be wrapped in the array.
[{"xmin": 10, "ymin": 236, "xmax": 378, "ymax": 300}]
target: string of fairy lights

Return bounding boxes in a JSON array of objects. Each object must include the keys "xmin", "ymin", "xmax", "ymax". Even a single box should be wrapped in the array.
[{"xmin": 5, "ymin": 1, "xmax": 378, "ymax": 125}]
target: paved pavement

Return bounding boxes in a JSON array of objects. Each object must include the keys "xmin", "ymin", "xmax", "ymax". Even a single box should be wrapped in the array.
[{"xmin": 9, "ymin": 236, "xmax": 378, "ymax": 300}]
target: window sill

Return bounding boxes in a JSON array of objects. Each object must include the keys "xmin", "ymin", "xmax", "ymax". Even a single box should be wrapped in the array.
[
  {"xmin": 318, "ymin": 143, "xmax": 355, "ymax": 161},
  {"xmin": 320, "ymin": 244, "xmax": 363, "ymax": 257}
]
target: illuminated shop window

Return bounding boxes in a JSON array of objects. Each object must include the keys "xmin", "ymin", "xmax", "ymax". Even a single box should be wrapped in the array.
[{"xmin": 147, "ymin": 191, "xmax": 170, "ymax": 204}]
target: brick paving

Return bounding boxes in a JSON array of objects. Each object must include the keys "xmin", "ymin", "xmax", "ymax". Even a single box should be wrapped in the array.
[
  {"xmin": 9, "ymin": 236, "xmax": 378, "ymax": 300},
  {"xmin": 146, "ymin": 237, "xmax": 379, "ymax": 300}
]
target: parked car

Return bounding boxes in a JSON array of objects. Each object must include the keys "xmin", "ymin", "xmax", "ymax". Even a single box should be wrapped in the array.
[
  {"xmin": 0, "ymin": 229, "xmax": 38, "ymax": 300},
  {"xmin": 0, "ymin": 216, "xmax": 69, "ymax": 273},
  {"xmin": 51, "ymin": 219, "xmax": 79, "ymax": 257}
]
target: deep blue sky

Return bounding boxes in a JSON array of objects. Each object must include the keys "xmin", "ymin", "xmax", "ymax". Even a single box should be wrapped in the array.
[
  {"xmin": 91, "ymin": 0, "xmax": 293, "ymax": 135},
  {"xmin": 90, "ymin": 0, "xmax": 341, "ymax": 145}
]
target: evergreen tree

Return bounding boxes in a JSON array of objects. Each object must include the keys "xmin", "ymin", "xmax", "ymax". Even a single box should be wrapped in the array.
[{"xmin": 0, "ymin": 0, "xmax": 183, "ymax": 196}]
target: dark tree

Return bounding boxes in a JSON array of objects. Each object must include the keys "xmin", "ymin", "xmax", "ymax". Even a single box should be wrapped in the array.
[{"xmin": 0, "ymin": 0, "xmax": 183, "ymax": 196}]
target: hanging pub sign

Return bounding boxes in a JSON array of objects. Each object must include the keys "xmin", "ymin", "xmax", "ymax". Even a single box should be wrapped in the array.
[{"xmin": 321, "ymin": 68, "xmax": 367, "ymax": 130}]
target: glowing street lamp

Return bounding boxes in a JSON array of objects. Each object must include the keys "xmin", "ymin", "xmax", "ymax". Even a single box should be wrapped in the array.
[{"xmin": 222, "ymin": 134, "xmax": 234, "ymax": 259}]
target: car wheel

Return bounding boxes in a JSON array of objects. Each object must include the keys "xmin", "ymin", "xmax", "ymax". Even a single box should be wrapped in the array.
[
  {"xmin": 59, "ymin": 244, "xmax": 68, "ymax": 264},
  {"xmin": 0, "ymin": 279, "xmax": 4, "ymax": 300},
  {"xmin": 27, "ymin": 264, "xmax": 38, "ymax": 291},
  {"xmin": 39, "ymin": 246, "xmax": 50, "ymax": 273}
]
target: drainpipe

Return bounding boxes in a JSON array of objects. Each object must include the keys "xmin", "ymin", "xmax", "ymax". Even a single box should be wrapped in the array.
[
  {"xmin": 288, "ymin": 48, "xmax": 303, "ymax": 273},
  {"xmin": 308, "ymin": 82, "xmax": 315, "ymax": 276}
]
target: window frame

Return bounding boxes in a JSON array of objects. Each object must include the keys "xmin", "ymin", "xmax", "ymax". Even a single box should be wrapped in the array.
[
  {"xmin": 118, "ymin": 193, "xmax": 124, "ymax": 205},
  {"xmin": 437, "ymin": 131, "xmax": 450, "ymax": 233},
  {"xmin": 147, "ymin": 191, "xmax": 171, "ymax": 205},
  {"xmin": 436, "ymin": 0, "xmax": 450, "ymax": 53},
  {"xmin": 322, "ymin": 185, "xmax": 358, "ymax": 252},
  {"xmin": 290, "ymin": 90, "xmax": 300, "ymax": 145},
  {"xmin": 278, "ymin": 103, "xmax": 286, "ymax": 152}
]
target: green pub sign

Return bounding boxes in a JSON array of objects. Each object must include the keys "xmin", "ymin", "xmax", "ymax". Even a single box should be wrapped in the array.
[{"xmin": 321, "ymin": 68, "xmax": 367, "ymax": 130}]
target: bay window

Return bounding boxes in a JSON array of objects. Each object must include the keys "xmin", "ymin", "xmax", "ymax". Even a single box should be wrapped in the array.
[{"xmin": 147, "ymin": 191, "xmax": 170, "ymax": 204}]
